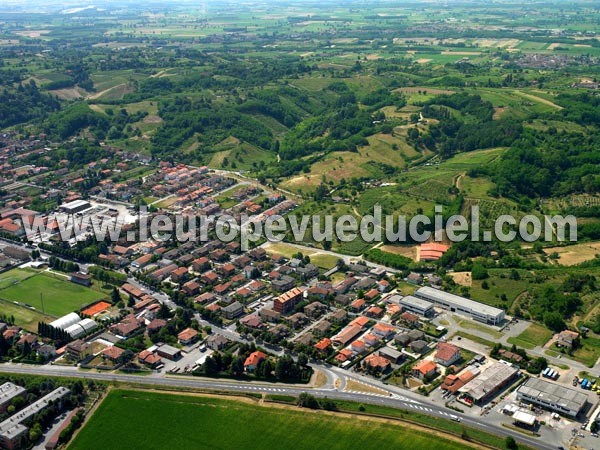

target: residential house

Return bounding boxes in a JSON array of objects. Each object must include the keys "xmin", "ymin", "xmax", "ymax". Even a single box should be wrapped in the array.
[
  {"xmin": 192, "ymin": 257, "xmax": 210, "ymax": 272},
  {"xmin": 350, "ymin": 298, "xmax": 366, "ymax": 312},
  {"xmin": 364, "ymin": 354, "xmax": 391, "ymax": 372},
  {"xmin": 222, "ymin": 301, "xmax": 244, "ymax": 320},
  {"xmin": 411, "ymin": 360, "xmax": 438, "ymax": 380},
  {"xmin": 110, "ymin": 314, "xmax": 144, "ymax": 338},
  {"xmin": 271, "ymin": 275, "xmax": 295, "ymax": 292},
  {"xmin": 101, "ymin": 346, "xmax": 125, "ymax": 364},
  {"xmin": 304, "ymin": 302, "xmax": 327, "ymax": 318},
  {"xmin": 434, "ymin": 342, "xmax": 461, "ymax": 367},
  {"xmin": 409, "ymin": 340, "xmax": 430, "ymax": 355},
  {"xmin": 556, "ymin": 330, "xmax": 579, "ymax": 350},
  {"xmin": 146, "ymin": 318, "xmax": 167, "ymax": 333},
  {"xmin": 313, "ymin": 320, "xmax": 331, "ymax": 337},
  {"xmin": 351, "ymin": 340, "xmax": 366, "ymax": 354},
  {"xmin": 288, "ymin": 313, "xmax": 309, "ymax": 330},
  {"xmin": 207, "ymin": 334, "xmax": 229, "ymax": 351},
  {"xmin": 241, "ymin": 314, "xmax": 263, "ymax": 330},
  {"xmin": 178, "ymin": 328, "xmax": 199, "ymax": 345},
  {"xmin": 372, "ymin": 323, "xmax": 396, "ymax": 339},
  {"xmin": 364, "ymin": 305, "xmax": 383, "ymax": 318},
  {"xmin": 363, "ymin": 333, "xmax": 380, "ymax": 347},
  {"xmin": 244, "ymin": 351, "xmax": 267, "ymax": 372},
  {"xmin": 182, "ymin": 280, "xmax": 201, "ymax": 296},
  {"xmin": 259, "ymin": 308, "xmax": 281, "ymax": 323},
  {"xmin": 314, "ymin": 338, "xmax": 332, "ymax": 354},
  {"xmin": 138, "ymin": 350, "xmax": 162, "ymax": 369}
]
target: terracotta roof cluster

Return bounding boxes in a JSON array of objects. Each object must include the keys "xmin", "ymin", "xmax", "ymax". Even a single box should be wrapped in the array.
[{"xmin": 419, "ymin": 243, "xmax": 450, "ymax": 261}]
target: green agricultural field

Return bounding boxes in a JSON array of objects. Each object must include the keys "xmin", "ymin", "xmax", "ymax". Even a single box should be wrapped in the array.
[
  {"xmin": 507, "ymin": 323, "xmax": 554, "ymax": 350},
  {"xmin": 68, "ymin": 390, "xmax": 474, "ymax": 450},
  {"xmin": 0, "ymin": 271, "xmax": 107, "ymax": 318}
]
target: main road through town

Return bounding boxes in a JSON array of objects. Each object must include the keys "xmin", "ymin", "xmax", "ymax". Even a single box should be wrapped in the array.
[{"xmin": 0, "ymin": 362, "xmax": 552, "ymax": 450}]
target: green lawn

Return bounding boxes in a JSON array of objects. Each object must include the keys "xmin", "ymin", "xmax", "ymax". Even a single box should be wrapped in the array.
[
  {"xmin": 570, "ymin": 336, "xmax": 600, "ymax": 368},
  {"xmin": 507, "ymin": 323, "xmax": 553, "ymax": 350},
  {"xmin": 455, "ymin": 318, "xmax": 503, "ymax": 339},
  {"xmin": 0, "ymin": 268, "xmax": 36, "ymax": 290},
  {"xmin": 0, "ymin": 272, "xmax": 106, "ymax": 318},
  {"xmin": 0, "ymin": 299, "xmax": 54, "ymax": 332},
  {"xmin": 69, "ymin": 390, "xmax": 471, "ymax": 450}
]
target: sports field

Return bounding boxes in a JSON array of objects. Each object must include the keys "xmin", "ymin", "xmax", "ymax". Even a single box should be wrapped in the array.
[
  {"xmin": 0, "ymin": 269, "xmax": 106, "ymax": 318},
  {"xmin": 68, "ymin": 390, "xmax": 473, "ymax": 450}
]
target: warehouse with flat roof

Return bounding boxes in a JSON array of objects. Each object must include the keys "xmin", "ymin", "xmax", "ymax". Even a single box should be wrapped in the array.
[
  {"xmin": 399, "ymin": 295, "xmax": 434, "ymax": 317},
  {"xmin": 459, "ymin": 361, "xmax": 519, "ymax": 404},
  {"xmin": 60, "ymin": 199, "xmax": 92, "ymax": 215},
  {"xmin": 415, "ymin": 286, "xmax": 505, "ymax": 325},
  {"xmin": 517, "ymin": 377, "xmax": 588, "ymax": 418}
]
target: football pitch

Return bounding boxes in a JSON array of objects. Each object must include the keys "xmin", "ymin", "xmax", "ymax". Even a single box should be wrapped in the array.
[{"xmin": 0, "ymin": 269, "xmax": 106, "ymax": 318}]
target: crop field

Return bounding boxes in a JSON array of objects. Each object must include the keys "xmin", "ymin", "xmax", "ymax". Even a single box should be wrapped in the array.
[
  {"xmin": 0, "ymin": 270, "xmax": 106, "ymax": 318},
  {"xmin": 68, "ymin": 390, "xmax": 472, "ymax": 450},
  {"xmin": 543, "ymin": 242, "xmax": 600, "ymax": 266}
]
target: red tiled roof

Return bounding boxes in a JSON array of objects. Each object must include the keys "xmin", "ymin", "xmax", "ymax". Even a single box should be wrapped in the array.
[
  {"xmin": 244, "ymin": 351, "xmax": 267, "ymax": 367},
  {"xmin": 435, "ymin": 342, "xmax": 460, "ymax": 362},
  {"xmin": 314, "ymin": 338, "xmax": 332, "ymax": 351},
  {"xmin": 102, "ymin": 346, "xmax": 125, "ymax": 360},
  {"xmin": 178, "ymin": 327, "xmax": 198, "ymax": 342}
]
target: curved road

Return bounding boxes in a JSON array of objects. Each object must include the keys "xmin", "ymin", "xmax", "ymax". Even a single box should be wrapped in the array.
[{"xmin": 0, "ymin": 363, "xmax": 551, "ymax": 450}]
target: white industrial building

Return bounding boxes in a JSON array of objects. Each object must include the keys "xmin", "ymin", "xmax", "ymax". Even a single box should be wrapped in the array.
[
  {"xmin": 60, "ymin": 199, "xmax": 92, "ymax": 214},
  {"xmin": 398, "ymin": 295, "xmax": 435, "ymax": 317},
  {"xmin": 517, "ymin": 378, "xmax": 588, "ymax": 418},
  {"xmin": 415, "ymin": 286, "xmax": 505, "ymax": 325}
]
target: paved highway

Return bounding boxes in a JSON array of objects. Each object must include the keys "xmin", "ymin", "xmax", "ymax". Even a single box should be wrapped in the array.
[{"xmin": 0, "ymin": 363, "xmax": 552, "ymax": 450}]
